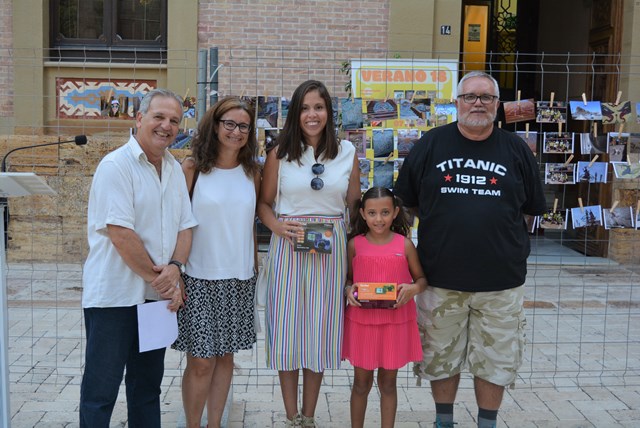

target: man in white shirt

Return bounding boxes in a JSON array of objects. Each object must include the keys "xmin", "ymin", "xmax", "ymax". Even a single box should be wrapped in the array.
[{"xmin": 79, "ymin": 88, "xmax": 197, "ymax": 428}]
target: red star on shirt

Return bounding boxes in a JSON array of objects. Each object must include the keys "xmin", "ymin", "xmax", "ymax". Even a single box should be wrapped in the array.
[
  {"xmin": 444, "ymin": 174, "xmax": 452, "ymax": 182},
  {"xmin": 490, "ymin": 177, "xmax": 498, "ymax": 185}
]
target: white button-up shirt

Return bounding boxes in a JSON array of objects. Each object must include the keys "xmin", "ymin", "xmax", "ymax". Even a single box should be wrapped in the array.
[{"xmin": 82, "ymin": 136, "xmax": 197, "ymax": 308}]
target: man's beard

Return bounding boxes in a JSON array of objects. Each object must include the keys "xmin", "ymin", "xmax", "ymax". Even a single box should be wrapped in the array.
[{"xmin": 458, "ymin": 111, "xmax": 496, "ymax": 128}]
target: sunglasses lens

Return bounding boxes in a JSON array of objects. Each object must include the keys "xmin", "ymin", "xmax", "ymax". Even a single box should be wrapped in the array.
[
  {"xmin": 312, "ymin": 163, "xmax": 325, "ymax": 175},
  {"xmin": 310, "ymin": 177, "xmax": 324, "ymax": 190}
]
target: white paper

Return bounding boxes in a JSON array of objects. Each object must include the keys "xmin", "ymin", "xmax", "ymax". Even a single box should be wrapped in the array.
[{"xmin": 137, "ymin": 300, "xmax": 178, "ymax": 353}]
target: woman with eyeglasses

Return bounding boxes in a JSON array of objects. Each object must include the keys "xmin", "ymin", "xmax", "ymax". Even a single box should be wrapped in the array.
[
  {"xmin": 257, "ymin": 80, "xmax": 360, "ymax": 427},
  {"xmin": 172, "ymin": 97, "xmax": 260, "ymax": 428}
]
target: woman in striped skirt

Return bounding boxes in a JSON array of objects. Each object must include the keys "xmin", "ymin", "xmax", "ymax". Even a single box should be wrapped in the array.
[{"xmin": 257, "ymin": 80, "xmax": 360, "ymax": 427}]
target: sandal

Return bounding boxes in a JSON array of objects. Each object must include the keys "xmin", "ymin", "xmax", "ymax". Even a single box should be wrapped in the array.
[
  {"xmin": 300, "ymin": 414, "xmax": 316, "ymax": 427},
  {"xmin": 284, "ymin": 413, "xmax": 302, "ymax": 426}
]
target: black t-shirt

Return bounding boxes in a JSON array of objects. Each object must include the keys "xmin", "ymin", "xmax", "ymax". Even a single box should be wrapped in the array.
[{"xmin": 394, "ymin": 122, "xmax": 547, "ymax": 292}]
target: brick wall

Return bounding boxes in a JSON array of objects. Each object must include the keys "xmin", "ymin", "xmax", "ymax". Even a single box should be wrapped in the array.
[
  {"xmin": 197, "ymin": 0, "xmax": 390, "ymax": 98},
  {"xmin": 0, "ymin": 0, "xmax": 12, "ymax": 117}
]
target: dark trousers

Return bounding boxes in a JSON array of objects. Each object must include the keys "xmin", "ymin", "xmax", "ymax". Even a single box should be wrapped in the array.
[{"xmin": 80, "ymin": 306, "xmax": 166, "ymax": 428}]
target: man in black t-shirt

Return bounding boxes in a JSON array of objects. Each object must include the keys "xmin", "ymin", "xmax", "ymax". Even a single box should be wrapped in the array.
[{"xmin": 394, "ymin": 71, "xmax": 546, "ymax": 428}]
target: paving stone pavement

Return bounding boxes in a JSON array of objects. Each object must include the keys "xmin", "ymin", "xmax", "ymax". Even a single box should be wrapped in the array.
[{"xmin": 5, "ymin": 259, "xmax": 640, "ymax": 427}]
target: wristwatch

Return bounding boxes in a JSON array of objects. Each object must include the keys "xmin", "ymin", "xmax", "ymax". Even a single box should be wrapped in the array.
[{"xmin": 168, "ymin": 260, "xmax": 186, "ymax": 274}]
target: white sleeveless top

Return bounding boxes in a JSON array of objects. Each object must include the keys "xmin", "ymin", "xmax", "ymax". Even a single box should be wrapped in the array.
[
  {"xmin": 278, "ymin": 140, "xmax": 355, "ymax": 216},
  {"xmin": 187, "ymin": 165, "xmax": 256, "ymax": 280}
]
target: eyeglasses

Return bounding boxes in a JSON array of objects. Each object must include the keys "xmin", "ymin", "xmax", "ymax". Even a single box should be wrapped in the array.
[
  {"xmin": 311, "ymin": 163, "xmax": 325, "ymax": 190},
  {"xmin": 218, "ymin": 119, "xmax": 251, "ymax": 134},
  {"xmin": 457, "ymin": 94, "xmax": 499, "ymax": 105}
]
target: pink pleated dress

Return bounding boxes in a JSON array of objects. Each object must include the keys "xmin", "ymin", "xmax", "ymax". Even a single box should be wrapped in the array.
[{"xmin": 342, "ymin": 233, "xmax": 423, "ymax": 370}]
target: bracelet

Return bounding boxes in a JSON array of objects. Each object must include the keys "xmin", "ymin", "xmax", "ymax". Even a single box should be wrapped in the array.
[{"xmin": 343, "ymin": 284, "xmax": 352, "ymax": 297}]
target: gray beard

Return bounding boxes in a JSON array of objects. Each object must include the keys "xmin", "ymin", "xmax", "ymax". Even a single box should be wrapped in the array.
[{"xmin": 459, "ymin": 112, "xmax": 496, "ymax": 128}]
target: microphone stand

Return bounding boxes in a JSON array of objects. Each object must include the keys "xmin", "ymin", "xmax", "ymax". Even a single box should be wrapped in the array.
[{"xmin": 0, "ymin": 135, "xmax": 88, "ymax": 248}]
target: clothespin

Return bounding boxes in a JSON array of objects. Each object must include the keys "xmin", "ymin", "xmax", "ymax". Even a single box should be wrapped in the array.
[
  {"xmin": 636, "ymin": 201, "xmax": 640, "ymax": 218},
  {"xmin": 564, "ymin": 154, "xmax": 574, "ymax": 166},
  {"xmin": 593, "ymin": 121, "xmax": 598, "ymax": 138},
  {"xmin": 410, "ymin": 91, "xmax": 416, "ymax": 103},
  {"xmin": 581, "ymin": 93, "xmax": 588, "ymax": 106},
  {"xmin": 498, "ymin": 121, "xmax": 502, "ymax": 129},
  {"xmin": 549, "ymin": 92, "xmax": 555, "ymax": 108},
  {"xmin": 517, "ymin": 90, "xmax": 521, "ymax": 104},
  {"xmin": 553, "ymin": 198, "xmax": 558, "ymax": 213},
  {"xmin": 383, "ymin": 151, "xmax": 394, "ymax": 165},
  {"xmin": 239, "ymin": 89, "xmax": 246, "ymax": 99},
  {"xmin": 610, "ymin": 200, "xmax": 619, "ymax": 212},
  {"xmin": 619, "ymin": 122, "xmax": 624, "ymax": 134},
  {"xmin": 558, "ymin": 121, "xmax": 563, "ymax": 134},
  {"xmin": 588, "ymin": 154, "xmax": 599, "ymax": 167},
  {"xmin": 614, "ymin": 91, "xmax": 622, "ymax": 106},
  {"xmin": 578, "ymin": 197, "xmax": 584, "ymax": 213},
  {"xmin": 525, "ymin": 123, "xmax": 530, "ymax": 138}
]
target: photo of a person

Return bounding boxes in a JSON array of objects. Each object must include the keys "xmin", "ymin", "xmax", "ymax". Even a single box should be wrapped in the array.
[
  {"xmin": 536, "ymin": 101, "xmax": 567, "ymax": 123},
  {"xmin": 543, "ymin": 132, "xmax": 574, "ymax": 154},
  {"xmin": 545, "ymin": 163, "xmax": 576, "ymax": 184},
  {"xmin": 537, "ymin": 209, "xmax": 568, "ymax": 230}
]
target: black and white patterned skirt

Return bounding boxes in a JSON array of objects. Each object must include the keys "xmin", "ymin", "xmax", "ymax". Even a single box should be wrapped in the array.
[{"xmin": 172, "ymin": 273, "xmax": 257, "ymax": 358}]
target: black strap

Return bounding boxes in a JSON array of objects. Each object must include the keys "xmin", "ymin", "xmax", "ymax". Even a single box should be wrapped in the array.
[{"xmin": 188, "ymin": 169, "xmax": 199, "ymax": 200}]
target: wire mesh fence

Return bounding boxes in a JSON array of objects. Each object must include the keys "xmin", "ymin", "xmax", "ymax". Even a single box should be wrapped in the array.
[{"xmin": 2, "ymin": 48, "xmax": 639, "ymax": 408}]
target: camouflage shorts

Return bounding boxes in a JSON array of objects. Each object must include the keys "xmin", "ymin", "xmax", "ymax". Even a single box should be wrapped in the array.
[{"xmin": 413, "ymin": 286, "xmax": 526, "ymax": 387}]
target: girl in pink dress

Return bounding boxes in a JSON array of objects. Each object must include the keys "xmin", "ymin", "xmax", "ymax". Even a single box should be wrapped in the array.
[{"xmin": 343, "ymin": 186, "xmax": 427, "ymax": 428}]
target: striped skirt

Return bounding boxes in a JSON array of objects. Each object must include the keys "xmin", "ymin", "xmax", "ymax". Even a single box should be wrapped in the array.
[{"xmin": 264, "ymin": 215, "xmax": 347, "ymax": 372}]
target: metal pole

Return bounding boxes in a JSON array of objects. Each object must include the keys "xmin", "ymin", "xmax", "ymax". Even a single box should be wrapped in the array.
[
  {"xmin": 197, "ymin": 49, "xmax": 208, "ymax": 125},
  {"xmin": 0, "ymin": 204, "xmax": 11, "ymax": 427},
  {"xmin": 209, "ymin": 47, "xmax": 219, "ymax": 106}
]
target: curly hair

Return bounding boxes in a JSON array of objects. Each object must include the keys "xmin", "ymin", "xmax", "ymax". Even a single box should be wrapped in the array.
[
  {"xmin": 276, "ymin": 80, "xmax": 338, "ymax": 163},
  {"xmin": 190, "ymin": 96, "xmax": 259, "ymax": 177},
  {"xmin": 348, "ymin": 187, "xmax": 411, "ymax": 239}
]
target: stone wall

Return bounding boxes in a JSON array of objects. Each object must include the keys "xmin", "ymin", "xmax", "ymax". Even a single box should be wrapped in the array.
[{"xmin": 1, "ymin": 134, "xmax": 188, "ymax": 263}]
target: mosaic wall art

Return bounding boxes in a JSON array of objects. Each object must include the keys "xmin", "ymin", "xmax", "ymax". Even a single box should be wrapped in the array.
[{"xmin": 56, "ymin": 78, "xmax": 157, "ymax": 119}]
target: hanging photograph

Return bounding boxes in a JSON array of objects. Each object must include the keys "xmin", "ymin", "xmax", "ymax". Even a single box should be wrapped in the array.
[
  {"xmin": 372, "ymin": 128, "xmax": 395, "ymax": 158},
  {"xmin": 579, "ymin": 132, "xmax": 607, "ymax": 155},
  {"xmin": 545, "ymin": 163, "xmax": 576, "ymax": 185},
  {"xmin": 515, "ymin": 131, "xmax": 538, "ymax": 154},
  {"xmin": 611, "ymin": 162, "xmax": 640, "ymax": 179},
  {"xmin": 569, "ymin": 100, "xmax": 603, "ymax": 120},
  {"xmin": 372, "ymin": 159, "xmax": 394, "ymax": 188},
  {"xmin": 536, "ymin": 101, "xmax": 567, "ymax": 123},
  {"xmin": 603, "ymin": 207, "xmax": 634, "ymax": 229},
  {"xmin": 397, "ymin": 128, "xmax": 422, "ymax": 157},
  {"xmin": 346, "ymin": 130, "xmax": 368, "ymax": 158},
  {"xmin": 341, "ymin": 97, "xmax": 364, "ymax": 130},
  {"xmin": 366, "ymin": 99, "xmax": 398, "ymax": 121},
  {"xmin": 607, "ymin": 132, "xmax": 629, "ymax": 162},
  {"xmin": 434, "ymin": 100, "xmax": 457, "ymax": 126},
  {"xmin": 503, "ymin": 99, "xmax": 535, "ymax": 123},
  {"xmin": 257, "ymin": 96, "xmax": 279, "ymax": 128},
  {"xmin": 543, "ymin": 132, "xmax": 574, "ymax": 154},
  {"xmin": 537, "ymin": 209, "xmax": 568, "ymax": 230},
  {"xmin": 601, "ymin": 101, "xmax": 631, "ymax": 124},
  {"xmin": 359, "ymin": 159, "xmax": 372, "ymax": 191},
  {"xmin": 571, "ymin": 205, "xmax": 603, "ymax": 229},
  {"xmin": 576, "ymin": 161, "xmax": 608, "ymax": 183}
]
